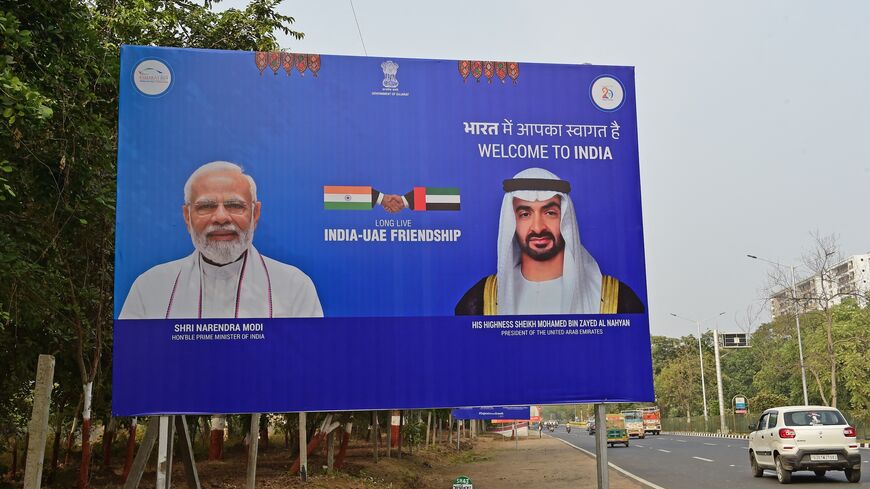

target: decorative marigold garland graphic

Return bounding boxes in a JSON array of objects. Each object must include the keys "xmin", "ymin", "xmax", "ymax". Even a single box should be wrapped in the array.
[
  {"xmin": 459, "ymin": 60, "xmax": 519, "ymax": 84},
  {"xmin": 282, "ymin": 52, "xmax": 293, "ymax": 76},
  {"xmin": 268, "ymin": 52, "xmax": 281, "ymax": 75},
  {"xmin": 458, "ymin": 60, "xmax": 471, "ymax": 82},
  {"xmin": 255, "ymin": 52, "xmax": 268, "ymax": 75},
  {"xmin": 507, "ymin": 62, "xmax": 520, "ymax": 84},
  {"xmin": 254, "ymin": 52, "xmax": 321, "ymax": 77}
]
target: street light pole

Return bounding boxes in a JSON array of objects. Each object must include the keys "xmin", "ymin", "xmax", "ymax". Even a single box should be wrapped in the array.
[
  {"xmin": 746, "ymin": 254, "xmax": 809, "ymax": 405},
  {"xmin": 790, "ymin": 265, "xmax": 810, "ymax": 406},
  {"xmin": 712, "ymin": 328, "xmax": 727, "ymax": 433},
  {"xmin": 695, "ymin": 320, "xmax": 709, "ymax": 420},
  {"xmin": 671, "ymin": 312, "xmax": 725, "ymax": 422}
]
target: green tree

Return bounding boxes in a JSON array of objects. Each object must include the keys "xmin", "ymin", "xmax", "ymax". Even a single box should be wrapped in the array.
[{"xmin": 0, "ymin": 0, "xmax": 303, "ymax": 484}]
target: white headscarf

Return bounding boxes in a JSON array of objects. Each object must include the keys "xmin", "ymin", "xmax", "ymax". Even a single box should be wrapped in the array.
[{"xmin": 496, "ymin": 167, "xmax": 602, "ymax": 314}]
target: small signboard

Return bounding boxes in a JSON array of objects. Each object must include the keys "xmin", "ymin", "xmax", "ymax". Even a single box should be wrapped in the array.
[
  {"xmin": 452, "ymin": 406, "xmax": 530, "ymax": 420},
  {"xmin": 722, "ymin": 332, "xmax": 749, "ymax": 348},
  {"xmin": 453, "ymin": 475, "xmax": 473, "ymax": 489},
  {"xmin": 735, "ymin": 396, "xmax": 747, "ymax": 414}
]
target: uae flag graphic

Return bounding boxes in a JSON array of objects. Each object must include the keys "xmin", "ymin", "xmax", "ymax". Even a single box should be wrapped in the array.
[
  {"xmin": 323, "ymin": 186, "xmax": 375, "ymax": 210},
  {"xmin": 405, "ymin": 187, "xmax": 461, "ymax": 211}
]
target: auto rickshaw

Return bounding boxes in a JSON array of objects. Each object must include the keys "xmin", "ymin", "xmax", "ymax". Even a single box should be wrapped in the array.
[{"xmin": 605, "ymin": 413, "xmax": 629, "ymax": 447}]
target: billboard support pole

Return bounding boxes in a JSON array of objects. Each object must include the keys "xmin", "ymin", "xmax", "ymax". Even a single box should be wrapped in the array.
[
  {"xmin": 174, "ymin": 416, "xmax": 201, "ymax": 489},
  {"xmin": 123, "ymin": 417, "xmax": 158, "ymax": 489},
  {"xmin": 155, "ymin": 416, "xmax": 170, "ymax": 489},
  {"xmin": 298, "ymin": 412, "xmax": 307, "ymax": 481},
  {"xmin": 23, "ymin": 354, "xmax": 54, "ymax": 489},
  {"xmin": 594, "ymin": 403, "xmax": 609, "ymax": 489}
]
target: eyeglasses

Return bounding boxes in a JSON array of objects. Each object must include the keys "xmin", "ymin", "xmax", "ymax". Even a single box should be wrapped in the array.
[{"xmin": 189, "ymin": 199, "xmax": 252, "ymax": 216}]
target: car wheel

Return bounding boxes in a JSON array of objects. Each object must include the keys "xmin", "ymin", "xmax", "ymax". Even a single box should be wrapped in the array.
[
  {"xmin": 775, "ymin": 455, "xmax": 792, "ymax": 484},
  {"xmin": 813, "ymin": 470, "xmax": 826, "ymax": 478},
  {"xmin": 750, "ymin": 452, "xmax": 764, "ymax": 477},
  {"xmin": 845, "ymin": 468, "xmax": 861, "ymax": 483},
  {"xmin": 625, "ymin": 440, "xmax": 630, "ymax": 447}
]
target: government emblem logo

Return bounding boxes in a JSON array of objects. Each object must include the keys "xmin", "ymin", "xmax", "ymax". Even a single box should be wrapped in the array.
[{"xmin": 381, "ymin": 60, "xmax": 399, "ymax": 89}]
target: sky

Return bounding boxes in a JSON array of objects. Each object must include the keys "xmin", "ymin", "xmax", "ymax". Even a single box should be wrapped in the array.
[{"xmin": 218, "ymin": 0, "xmax": 870, "ymax": 338}]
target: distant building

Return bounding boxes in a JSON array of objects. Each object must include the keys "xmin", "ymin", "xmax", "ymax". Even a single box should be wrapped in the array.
[{"xmin": 771, "ymin": 253, "xmax": 870, "ymax": 318}]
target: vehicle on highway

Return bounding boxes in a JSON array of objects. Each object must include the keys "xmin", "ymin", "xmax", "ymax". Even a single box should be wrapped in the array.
[
  {"xmin": 587, "ymin": 417, "xmax": 596, "ymax": 435},
  {"xmin": 641, "ymin": 406, "xmax": 662, "ymax": 435},
  {"xmin": 606, "ymin": 413, "xmax": 629, "ymax": 447},
  {"xmin": 621, "ymin": 410, "xmax": 646, "ymax": 439},
  {"xmin": 748, "ymin": 405, "xmax": 861, "ymax": 484}
]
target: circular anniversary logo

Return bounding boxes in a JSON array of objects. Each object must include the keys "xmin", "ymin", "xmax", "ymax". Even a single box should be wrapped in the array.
[
  {"xmin": 590, "ymin": 75, "xmax": 625, "ymax": 112},
  {"xmin": 133, "ymin": 59, "xmax": 173, "ymax": 96}
]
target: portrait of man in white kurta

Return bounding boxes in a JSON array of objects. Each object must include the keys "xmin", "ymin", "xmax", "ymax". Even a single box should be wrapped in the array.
[{"xmin": 120, "ymin": 161, "xmax": 323, "ymax": 320}]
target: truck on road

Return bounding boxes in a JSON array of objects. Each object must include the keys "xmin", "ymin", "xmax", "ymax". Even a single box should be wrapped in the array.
[
  {"xmin": 621, "ymin": 410, "xmax": 646, "ymax": 439},
  {"xmin": 641, "ymin": 407, "xmax": 661, "ymax": 435}
]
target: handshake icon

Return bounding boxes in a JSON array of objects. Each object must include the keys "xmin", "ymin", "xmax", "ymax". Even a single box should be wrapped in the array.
[{"xmin": 323, "ymin": 186, "xmax": 461, "ymax": 213}]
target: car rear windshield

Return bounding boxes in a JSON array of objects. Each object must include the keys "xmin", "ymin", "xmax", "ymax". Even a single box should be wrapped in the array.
[{"xmin": 783, "ymin": 410, "xmax": 846, "ymax": 426}]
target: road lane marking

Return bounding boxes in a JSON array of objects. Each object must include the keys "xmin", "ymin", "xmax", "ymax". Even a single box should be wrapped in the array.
[
  {"xmin": 550, "ymin": 436, "xmax": 668, "ymax": 489},
  {"xmin": 636, "ymin": 444, "xmax": 645, "ymax": 447},
  {"xmin": 675, "ymin": 440, "xmax": 686, "ymax": 443},
  {"xmin": 703, "ymin": 442, "xmax": 717, "ymax": 446},
  {"xmin": 658, "ymin": 449, "xmax": 671, "ymax": 453},
  {"xmin": 693, "ymin": 456, "xmax": 714, "ymax": 462}
]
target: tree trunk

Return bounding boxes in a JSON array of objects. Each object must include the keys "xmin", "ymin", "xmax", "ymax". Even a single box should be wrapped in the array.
[
  {"xmin": 102, "ymin": 416, "xmax": 116, "ymax": 469},
  {"xmin": 397, "ymin": 410, "xmax": 404, "ymax": 459},
  {"xmin": 827, "ymin": 312, "xmax": 837, "ymax": 408},
  {"xmin": 335, "ymin": 420, "xmax": 352, "ymax": 469},
  {"xmin": 65, "ymin": 396, "xmax": 83, "ymax": 465},
  {"xmin": 50, "ymin": 425, "xmax": 62, "ymax": 479},
  {"xmin": 810, "ymin": 368, "xmax": 830, "ymax": 406},
  {"xmin": 209, "ymin": 415, "xmax": 225, "ymax": 460},
  {"xmin": 371, "ymin": 411, "xmax": 378, "ymax": 463},
  {"xmin": 11, "ymin": 436, "xmax": 18, "ymax": 477},
  {"xmin": 122, "ymin": 418, "xmax": 137, "ymax": 482},
  {"xmin": 78, "ymin": 382, "xmax": 93, "ymax": 489},
  {"xmin": 385, "ymin": 411, "xmax": 391, "ymax": 458},
  {"xmin": 425, "ymin": 411, "xmax": 431, "ymax": 446},
  {"xmin": 260, "ymin": 426, "xmax": 270, "ymax": 451}
]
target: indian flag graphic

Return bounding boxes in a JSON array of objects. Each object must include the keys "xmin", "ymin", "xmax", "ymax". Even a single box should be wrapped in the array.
[
  {"xmin": 407, "ymin": 187, "xmax": 461, "ymax": 211},
  {"xmin": 323, "ymin": 186, "xmax": 373, "ymax": 210}
]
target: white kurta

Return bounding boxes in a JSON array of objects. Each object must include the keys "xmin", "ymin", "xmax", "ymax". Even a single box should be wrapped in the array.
[
  {"xmin": 119, "ymin": 246, "xmax": 322, "ymax": 319},
  {"xmin": 512, "ymin": 265, "xmax": 564, "ymax": 315}
]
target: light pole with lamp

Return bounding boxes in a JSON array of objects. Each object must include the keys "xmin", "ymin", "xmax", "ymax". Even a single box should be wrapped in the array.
[
  {"xmin": 746, "ymin": 254, "xmax": 809, "ymax": 406},
  {"xmin": 670, "ymin": 311, "xmax": 725, "ymax": 423}
]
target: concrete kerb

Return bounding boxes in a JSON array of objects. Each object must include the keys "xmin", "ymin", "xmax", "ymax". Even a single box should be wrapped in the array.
[{"xmin": 662, "ymin": 431, "xmax": 870, "ymax": 447}]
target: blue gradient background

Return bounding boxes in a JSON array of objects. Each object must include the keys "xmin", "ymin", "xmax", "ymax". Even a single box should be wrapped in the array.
[{"xmin": 113, "ymin": 46, "xmax": 652, "ymax": 414}]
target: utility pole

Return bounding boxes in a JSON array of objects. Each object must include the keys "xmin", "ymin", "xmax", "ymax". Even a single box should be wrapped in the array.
[
  {"xmin": 746, "ymin": 255, "xmax": 809, "ymax": 405},
  {"xmin": 712, "ymin": 329, "xmax": 727, "ymax": 433}
]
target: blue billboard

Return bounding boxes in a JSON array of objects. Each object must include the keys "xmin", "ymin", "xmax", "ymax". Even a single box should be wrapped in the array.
[{"xmin": 113, "ymin": 45, "xmax": 653, "ymax": 415}]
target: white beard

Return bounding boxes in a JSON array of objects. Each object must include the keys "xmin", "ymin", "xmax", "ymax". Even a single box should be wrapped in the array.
[{"xmin": 190, "ymin": 223, "xmax": 254, "ymax": 265}]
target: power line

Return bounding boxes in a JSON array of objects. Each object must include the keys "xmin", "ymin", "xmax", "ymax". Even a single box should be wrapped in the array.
[{"xmin": 349, "ymin": 0, "xmax": 368, "ymax": 56}]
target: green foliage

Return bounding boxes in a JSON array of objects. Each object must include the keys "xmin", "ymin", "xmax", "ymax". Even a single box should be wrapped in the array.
[
  {"xmin": 403, "ymin": 418, "xmax": 425, "ymax": 446},
  {"xmin": 0, "ymin": 0, "xmax": 302, "ymax": 447},
  {"xmin": 654, "ymin": 300, "xmax": 870, "ymax": 423},
  {"xmin": 750, "ymin": 392, "xmax": 790, "ymax": 413}
]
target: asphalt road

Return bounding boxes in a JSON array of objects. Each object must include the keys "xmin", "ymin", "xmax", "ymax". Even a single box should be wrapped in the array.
[{"xmin": 547, "ymin": 429, "xmax": 870, "ymax": 488}]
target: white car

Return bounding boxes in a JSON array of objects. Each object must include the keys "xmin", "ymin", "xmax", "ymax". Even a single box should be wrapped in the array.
[{"xmin": 748, "ymin": 405, "xmax": 861, "ymax": 483}]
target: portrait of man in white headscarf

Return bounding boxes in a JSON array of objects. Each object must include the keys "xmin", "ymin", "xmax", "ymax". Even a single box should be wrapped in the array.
[
  {"xmin": 455, "ymin": 167, "xmax": 644, "ymax": 315},
  {"xmin": 120, "ymin": 161, "xmax": 323, "ymax": 320}
]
